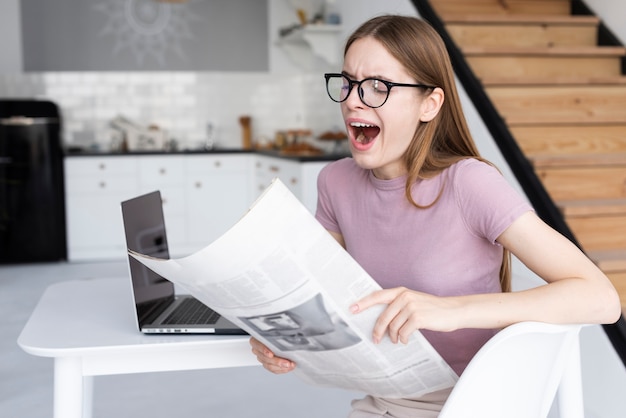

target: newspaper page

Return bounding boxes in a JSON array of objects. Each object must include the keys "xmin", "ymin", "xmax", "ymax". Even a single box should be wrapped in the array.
[{"xmin": 129, "ymin": 178, "xmax": 458, "ymax": 398}]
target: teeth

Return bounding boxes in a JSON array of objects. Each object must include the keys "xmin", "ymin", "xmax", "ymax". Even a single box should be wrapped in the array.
[{"xmin": 350, "ymin": 122, "xmax": 375, "ymax": 128}]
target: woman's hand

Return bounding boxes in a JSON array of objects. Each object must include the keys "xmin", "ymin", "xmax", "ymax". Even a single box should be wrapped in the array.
[
  {"xmin": 249, "ymin": 337, "xmax": 296, "ymax": 374},
  {"xmin": 350, "ymin": 287, "xmax": 461, "ymax": 344}
]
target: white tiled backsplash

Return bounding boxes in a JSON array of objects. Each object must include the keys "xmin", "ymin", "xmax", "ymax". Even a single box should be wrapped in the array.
[{"xmin": 0, "ymin": 71, "xmax": 344, "ymax": 151}]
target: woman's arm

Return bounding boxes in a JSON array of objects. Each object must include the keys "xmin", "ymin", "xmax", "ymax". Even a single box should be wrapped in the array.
[
  {"xmin": 351, "ymin": 211, "xmax": 621, "ymax": 344},
  {"xmin": 470, "ymin": 211, "xmax": 620, "ymax": 326}
]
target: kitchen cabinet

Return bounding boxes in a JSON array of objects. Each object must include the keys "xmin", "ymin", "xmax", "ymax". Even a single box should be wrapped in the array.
[
  {"xmin": 300, "ymin": 160, "xmax": 329, "ymax": 213},
  {"xmin": 64, "ymin": 156, "xmax": 139, "ymax": 260},
  {"xmin": 137, "ymin": 156, "xmax": 187, "ymax": 253},
  {"xmin": 65, "ymin": 154, "xmax": 253, "ymax": 261},
  {"xmin": 255, "ymin": 155, "xmax": 302, "ymax": 197},
  {"xmin": 254, "ymin": 154, "xmax": 328, "ymax": 214},
  {"xmin": 64, "ymin": 152, "xmax": 333, "ymax": 261},
  {"xmin": 184, "ymin": 154, "xmax": 251, "ymax": 253}
]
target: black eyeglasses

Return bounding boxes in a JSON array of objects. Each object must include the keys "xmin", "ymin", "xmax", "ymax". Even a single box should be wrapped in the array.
[{"xmin": 324, "ymin": 73, "xmax": 435, "ymax": 108}]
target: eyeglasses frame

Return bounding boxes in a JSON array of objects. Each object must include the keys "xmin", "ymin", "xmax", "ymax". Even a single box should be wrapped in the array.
[{"xmin": 324, "ymin": 73, "xmax": 436, "ymax": 108}]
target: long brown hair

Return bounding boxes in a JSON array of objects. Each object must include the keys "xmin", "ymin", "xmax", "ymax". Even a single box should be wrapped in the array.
[{"xmin": 345, "ymin": 15, "xmax": 511, "ymax": 292}]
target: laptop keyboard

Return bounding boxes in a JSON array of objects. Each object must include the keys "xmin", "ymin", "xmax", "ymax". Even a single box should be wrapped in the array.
[{"xmin": 163, "ymin": 298, "xmax": 220, "ymax": 325}]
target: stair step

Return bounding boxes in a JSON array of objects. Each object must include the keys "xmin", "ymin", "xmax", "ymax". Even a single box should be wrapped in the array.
[
  {"xmin": 481, "ymin": 75, "xmax": 626, "ymax": 86},
  {"xmin": 463, "ymin": 46, "xmax": 626, "ymax": 56},
  {"xmin": 443, "ymin": 14, "xmax": 599, "ymax": 25},
  {"xmin": 535, "ymin": 165, "xmax": 626, "ymax": 201},
  {"xmin": 468, "ymin": 53, "xmax": 623, "ymax": 79},
  {"xmin": 511, "ymin": 124, "xmax": 626, "ymax": 157},
  {"xmin": 558, "ymin": 199, "xmax": 626, "ymax": 217},
  {"xmin": 431, "ymin": 0, "xmax": 572, "ymax": 18},
  {"xmin": 557, "ymin": 197, "xmax": 626, "ymax": 251},
  {"xmin": 530, "ymin": 153, "xmax": 626, "ymax": 169},
  {"xmin": 446, "ymin": 20, "xmax": 598, "ymax": 49},
  {"xmin": 587, "ymin": 250, "xmax": 626, "ymax": 273},
  {"xmin": 486, "ymin": 85, "xmax": 626, "ymax": 125},
  {"xmin": 464, "ymin": 46, "xmax": 626, "ymax": 77},
  {"xmin": 566, "ymin": 213, "xmax": 626, "ymax": 251}
]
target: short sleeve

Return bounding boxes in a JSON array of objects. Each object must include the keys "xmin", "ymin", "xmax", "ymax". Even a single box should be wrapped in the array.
[{"xmin": 453, "ymin": 160, "xmax": 534, "ymax": 244}]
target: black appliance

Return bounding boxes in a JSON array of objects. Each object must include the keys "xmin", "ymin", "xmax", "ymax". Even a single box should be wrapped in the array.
[{"xmin": 0, "ymin": 100, "xmax": 67, "ymax": 262}]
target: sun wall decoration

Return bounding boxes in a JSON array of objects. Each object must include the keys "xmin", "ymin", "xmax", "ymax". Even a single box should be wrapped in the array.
[{"xmin": 93, "ymin": 0, "xmax": 200, "ymax": 67}]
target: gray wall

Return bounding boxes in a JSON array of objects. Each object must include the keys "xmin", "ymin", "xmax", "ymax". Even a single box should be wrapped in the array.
[
  {"xmin": 20, "ymin": 0, "xmax": 268, "ymax": 71},
  {"xmin": 0, "ymin": 0, "xmax": 23, "ymax": 72}
]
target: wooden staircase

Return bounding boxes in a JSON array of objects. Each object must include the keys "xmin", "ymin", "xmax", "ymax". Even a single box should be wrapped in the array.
[{"xmin": 427, "ymin": 0, "xmax": 626, "ymax": 312}]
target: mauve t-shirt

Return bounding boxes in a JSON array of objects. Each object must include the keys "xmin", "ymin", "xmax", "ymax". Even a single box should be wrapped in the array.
[{"xmin": 315, "ymin": 157, "xmax": 533, "ymax": 376}]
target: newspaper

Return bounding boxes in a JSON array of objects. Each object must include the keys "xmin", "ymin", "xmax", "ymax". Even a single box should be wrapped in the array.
[{"xmin": 129, "ymin": 178, "xmax": 458, "ymax": 398}]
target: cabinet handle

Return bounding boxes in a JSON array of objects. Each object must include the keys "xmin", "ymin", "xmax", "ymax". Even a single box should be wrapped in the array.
[
  {"xmin": 269, "ymin": 165, "xmax": 279, "ymax": 173},
  {"xmin": 214, "ymin": 161, "xmax": 221, "ymax": 168},
  {"xmin": 99, "ymin": 181, "xmax": 106, "ymax": 189},
  {"xmin": 290, "ymin": 177, "xmax": 298, "ymax": 185},
  {"xmin": 159, "ymin": 168, "xmax": 166, "ymax": 175},
  {"xmin": 98, "ymin": 163, "xmax": 106, "ymax": 170},
  {"xmin": 195, "ymin": 181, "xmax": 202, "ymax": 188}
]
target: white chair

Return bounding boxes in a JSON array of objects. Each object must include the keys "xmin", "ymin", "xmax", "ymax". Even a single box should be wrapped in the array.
[{"xmin": 439, "ymin": 321, "xmax": 584, "ymax": 418}]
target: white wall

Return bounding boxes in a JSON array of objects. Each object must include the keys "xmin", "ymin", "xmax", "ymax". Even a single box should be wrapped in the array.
[{"xmin": 585, "ymin": 0, "xmax": 626, "ymax": 44}]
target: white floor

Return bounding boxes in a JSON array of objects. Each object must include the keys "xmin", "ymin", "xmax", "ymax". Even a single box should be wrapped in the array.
[{"xmin": 0, "ymin": 260, "xmax": 360, "ymax": 418}]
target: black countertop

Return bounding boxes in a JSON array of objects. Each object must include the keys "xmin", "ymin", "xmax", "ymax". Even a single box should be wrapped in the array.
[{"xmin": 64, "ymin": 147, "xmax": 350, "ymax": 162}]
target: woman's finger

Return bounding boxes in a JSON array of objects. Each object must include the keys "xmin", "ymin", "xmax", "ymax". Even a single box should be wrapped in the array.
[
  {"xmin": 350, "ymin": 288, "xmax": 404, "ymax": 314},
  {"xmin": 249, "ymin": 337, "xmax": 296, "ymax": 373}
]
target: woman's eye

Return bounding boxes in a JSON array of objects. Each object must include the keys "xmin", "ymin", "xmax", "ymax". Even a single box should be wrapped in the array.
[{"xmin": 371, "ymin": 80, "xmax": 387, "ymax": 94}]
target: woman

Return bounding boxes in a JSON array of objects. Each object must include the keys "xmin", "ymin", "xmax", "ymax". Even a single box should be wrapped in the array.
[{"xmin": 250, "ymin": 15, "xmax": 620, "ymax": 417}]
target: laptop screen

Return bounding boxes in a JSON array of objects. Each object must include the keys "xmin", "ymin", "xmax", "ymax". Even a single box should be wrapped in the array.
[{"xmin": 121, "ymin": 191, "xmax": 174, "ymax": 322}]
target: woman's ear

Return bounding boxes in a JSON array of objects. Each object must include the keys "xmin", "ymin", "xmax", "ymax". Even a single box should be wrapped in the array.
[{"xmin": 420, "ymin": 87, "xmax": 444, "ymax": 122}]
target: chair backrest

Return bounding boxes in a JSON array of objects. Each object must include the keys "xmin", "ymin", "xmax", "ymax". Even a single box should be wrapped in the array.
[{"xmin": 438, "ymin": 321, "xmax": 584, "ymax": 418}]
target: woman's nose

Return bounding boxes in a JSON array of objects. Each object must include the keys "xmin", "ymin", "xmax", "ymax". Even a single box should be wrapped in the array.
[{"xmin": 344, "ymin": 85, "xmax": 364, "ymax": 109}]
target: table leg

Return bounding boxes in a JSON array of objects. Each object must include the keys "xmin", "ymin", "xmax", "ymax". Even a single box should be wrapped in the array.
[
  {"xmin": 54, "ymin": 357, "xmax": 84, "ymax": 418},
  {"xmin": 83, "ymin": 376, "xmax": 94, "ymax": 418}
]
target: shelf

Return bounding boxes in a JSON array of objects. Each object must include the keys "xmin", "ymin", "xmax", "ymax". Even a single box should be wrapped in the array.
[{"xmin": 278, "ymin": 24, "xmax": 343, "ymax": 66}]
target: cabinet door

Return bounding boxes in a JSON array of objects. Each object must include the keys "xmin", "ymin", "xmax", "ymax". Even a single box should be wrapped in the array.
[
  {"xmin": 254, "ymin": 155, "xmax": 276, "ymax": 195},
  {"xmin": 255, "ymin": 156, "xmax": 302, "ymax": 198},
  {"xmin": 300, "ymin": 161, "xmax": 328, "ymax": 214},
  {"xmin": 138, "ymin": 155, "xmax": 185, "ymax": 188},
  {"xmin": 184, "ymin": 155, "xmax": 252, "ymax": 250},
  {"xmin": 65, "ymin": 157, "xmax": 139, "ymax": 260},
  {"xmin": 137, "ymin": 156, "xmax": 186, "ymax": 253}
]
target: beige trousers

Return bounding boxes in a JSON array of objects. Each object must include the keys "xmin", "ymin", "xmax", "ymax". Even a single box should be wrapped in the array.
[{"xmin": 348, "ymin": 388, "xmax": 453, "ymax": 418}]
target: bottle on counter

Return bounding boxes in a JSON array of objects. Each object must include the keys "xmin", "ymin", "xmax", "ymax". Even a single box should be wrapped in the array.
[{"xmin": 239, "ymin": 116, "xmax": 252, "ymax": 149}]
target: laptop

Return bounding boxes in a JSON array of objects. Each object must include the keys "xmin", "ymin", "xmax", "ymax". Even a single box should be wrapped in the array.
[{"xmin": 121, "ymin": 190, "xmax": 246, "ymax": 335}]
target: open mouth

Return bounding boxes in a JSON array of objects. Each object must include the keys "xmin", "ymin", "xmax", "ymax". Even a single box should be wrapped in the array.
[{"xmin": 349, "ymin": 122, "xmax": 380, "ymax": 146}]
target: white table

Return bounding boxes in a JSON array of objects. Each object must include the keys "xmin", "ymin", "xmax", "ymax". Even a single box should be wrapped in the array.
[{"xmin": 18, "ymin": 277, "xmax": 257, "ymax": 418}]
